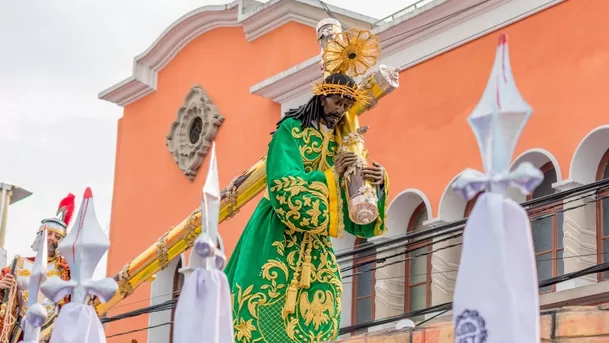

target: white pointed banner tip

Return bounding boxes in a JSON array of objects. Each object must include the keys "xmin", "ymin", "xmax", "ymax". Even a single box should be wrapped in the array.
[
  {"xmin": 42, "ymin": 186, "xmax": 117, "ymax": 305},
  {"xmin": 57, "ymin": 187, "xmax": 109, "ymax": 289},
  {"xmin": 203, "ymin": 142, "xmax": 220, "ymax": 200},
  {"xmin": 468, "ymin": 32, "xmax": 533, "ymax": 177}
]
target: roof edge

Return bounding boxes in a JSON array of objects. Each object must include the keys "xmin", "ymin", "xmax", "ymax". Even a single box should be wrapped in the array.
[
  {"xmin": 98, "ymin": 0, "xmax": 378, "ymax": 107},
  {"xmin": 250, "ymin": 0, "xmax": 564, "ymax": 104}
]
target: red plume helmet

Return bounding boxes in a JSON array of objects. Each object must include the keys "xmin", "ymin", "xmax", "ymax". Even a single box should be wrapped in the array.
[
  {"xmin": 37, "ymin": 192, "xmax": 76, "ymax": 245},
  {"xmin": 57, "ymin": 193, "xmax": 76, "ymax": 227}
]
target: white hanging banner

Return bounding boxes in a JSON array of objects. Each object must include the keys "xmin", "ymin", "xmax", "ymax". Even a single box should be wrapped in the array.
[
  {"xmin": 451, "ymin": 33, "xmax": 541, "ymax": 343},
  {"xmin": 173, "ymin": 143, "xmax": 235, "ymax": 343}
]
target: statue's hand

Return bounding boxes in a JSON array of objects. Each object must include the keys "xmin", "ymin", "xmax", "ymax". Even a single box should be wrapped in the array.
[
  {"xmin": 335, "ymin": 152, "xmax": 358, "ymax": 177},
  {"xmin": 363, "ymin": 162, "xmax": 385, "ymax": 186},
  {"xmin": 0, "ymin": 274, "xmax": 15, "ymax": 290}
]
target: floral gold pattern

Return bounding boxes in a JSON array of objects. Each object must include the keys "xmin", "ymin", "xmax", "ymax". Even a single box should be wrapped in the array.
[
  {"xmin": 291, "ymin": 126, "xmax": 335, "ymax": 172},
  {"xmin": 270, "ymin": 177, "xmax": 330, "ymax": 235}
]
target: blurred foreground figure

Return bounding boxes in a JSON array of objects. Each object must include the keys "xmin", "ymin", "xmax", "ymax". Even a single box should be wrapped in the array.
[
  {"xmin": 451, "ymin": 33, "xmax": 542, "ymax": 343},
  {"xmin": 173, "ymin": 143, "xmax": 234, "ymax": 343},
  {"xmin": 0, "ymin": 195, "xmax": 75, "ymax": 343}
]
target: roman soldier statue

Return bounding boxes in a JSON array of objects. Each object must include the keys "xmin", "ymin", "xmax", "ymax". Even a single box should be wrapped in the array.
[{"xmin": 0, "ymin": 193, "xmax": 75, "ymax": 343}]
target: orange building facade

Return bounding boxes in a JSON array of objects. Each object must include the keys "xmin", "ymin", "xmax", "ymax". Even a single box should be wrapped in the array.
[{"xmin": 99, "ymin": 0, "xmax": 609, "ymax": 342}]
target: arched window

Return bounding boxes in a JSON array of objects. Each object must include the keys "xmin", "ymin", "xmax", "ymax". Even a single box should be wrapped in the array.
[
  {"xmin": 405, "ymin": 203, "xmax": 431, "ymax": 313},
  {"xmin": 596, "ymin": 149, "xmax": 609, "ymax": 281},
  {"xmin": 169, "ymin": 259, "xmax": 185, "ymax": 342},
  {"xmin": 352, "ymin": 238, "xmax": 376, "ymax": 325},
  {"xmin": 528, "ymin": 162, "xmax": 564, "ymax": 292}
]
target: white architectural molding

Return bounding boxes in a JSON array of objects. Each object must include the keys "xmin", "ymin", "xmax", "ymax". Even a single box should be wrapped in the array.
[
  {"xmin": 239, "ymin": 0, "xmax": 377, "ymax": 42},
  {"xmin": 99, "ymin": 0, "xmax": 375, "ymax": 107},
  {"xmin": 510, "ymin": 148, "xmax": 562, "ymax": 202},
  {"xmin": 552, "ymin": 179, "xmax": 585, "ymax": 192},
  {"xmin": 540, "ymin": 281, "xmax": 609, "ymax": 310},
  {"xmin": 387, "ymin": 188, "xmax": 433, "ymax": 238},
  {"xmin": 250, "ymin": 0, "xmax": 564, "ymax": 104},
  {"xmin": 99, "ymin": 3, "xmax": 241, "ymax": 107},
  {"xmin": 512, "ymin": 148, "xmax": 563, "ymax": 181},
  {"xmin": 148, "ymin": 254, "xmax": 185, "ymax": 343},
  {"xmin": 569, "ymin": 125, "xmax": 609, "ymax": 184},
  {"xmin": 438, "ymin": 170, "xmax": 483, "ymax": 222},
  {"xmin": 423, "ymin": 217, "xmax": 448, "ymax": 228},
  {"xmin": 430, "ymin": 248, "xmax": 460, "ymax": 304}
]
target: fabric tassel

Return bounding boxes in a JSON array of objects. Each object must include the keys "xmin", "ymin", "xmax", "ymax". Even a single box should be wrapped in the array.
[
  {"xmin": 283, "ymin": 280, "xmax": 299, "ymax": 315},
  {"xmin": 300, "ymin": 257, "xmax": 312, "ymax": 288}
]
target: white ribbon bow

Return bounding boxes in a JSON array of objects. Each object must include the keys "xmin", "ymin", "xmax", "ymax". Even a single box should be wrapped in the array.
[{"xmin": 451, "ymin": 161, "xmax": 544, "ymax": 200}]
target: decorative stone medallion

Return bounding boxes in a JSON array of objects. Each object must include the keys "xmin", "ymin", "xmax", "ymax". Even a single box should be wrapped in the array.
[{"xmin": 166, "ymin": 85, "xmax": 225, "ymax": 180}]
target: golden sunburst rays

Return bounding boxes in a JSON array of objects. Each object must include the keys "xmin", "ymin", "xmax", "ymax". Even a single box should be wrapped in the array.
[{"xmin": 322, "ymin": 28, "xmax": 381, "ymax": 78}]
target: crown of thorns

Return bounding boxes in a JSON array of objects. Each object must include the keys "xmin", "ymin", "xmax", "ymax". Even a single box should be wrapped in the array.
[{"xmin": 312, "ymin": 79, "xmax": 370, "ymax": 106}]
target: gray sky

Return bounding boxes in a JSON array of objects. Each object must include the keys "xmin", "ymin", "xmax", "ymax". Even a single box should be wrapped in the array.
[{"xmin": 0, "ymin": 0, "xmax": 416, "ymax": 279}]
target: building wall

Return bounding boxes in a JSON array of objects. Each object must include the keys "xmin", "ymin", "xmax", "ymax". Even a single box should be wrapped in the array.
[
  {"xmin": 105, "ymin": 22, "xmax": 319, "ymax": 342},
  {"xmin": 342, "ymin": 0, "xmax": 609, "ymax": 327},
  {"xmin": 360, "ymin": 0, "xmax": 609, "ymax": 210},
  {"xmin": 334, "ymin": 304, "xmax": 609, "ymax": 342},
  {"xmin": 104, "ymin": 0, "xmax": 609, "ymax": 340}
]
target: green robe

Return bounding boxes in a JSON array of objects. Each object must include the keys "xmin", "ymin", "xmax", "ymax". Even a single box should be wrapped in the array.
[{"xmin": 225, "ymin": 117, "xmax": 389, "ymax": 343}]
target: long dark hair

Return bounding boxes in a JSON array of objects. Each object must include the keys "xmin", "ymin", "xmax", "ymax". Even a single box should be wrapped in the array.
[{"xmin": 272, "ymin": 73, "xmax": 357, "ymax": 134}]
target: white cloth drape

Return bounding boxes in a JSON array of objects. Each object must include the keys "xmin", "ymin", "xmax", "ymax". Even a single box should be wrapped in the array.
[
  {"xmin": 173, "ymin": 268, "xmax": 234, "ymax": 343},
  {"xmin": 49, "ymin": 303, "xmax": 106, "ymax": 343},
  {"xmin": 453, "ymin": 192, "xmax": 539, "ymax": 342}
]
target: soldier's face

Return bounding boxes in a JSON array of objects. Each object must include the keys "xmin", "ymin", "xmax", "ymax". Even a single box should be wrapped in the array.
[
  {"xmin": 321, "ymin": 95, "xmax": 355, "ymax": 128},
  {"xmin": 47, "ymin": 231, "xmax": 62, "ymax": 257}
]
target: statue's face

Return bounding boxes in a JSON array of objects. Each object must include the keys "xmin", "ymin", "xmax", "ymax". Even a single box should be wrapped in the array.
[
  {"xmin": 321, "ymin": 95, "xmax": 355, "ymax": 128},
  {"xmin": 47, "ymin": 231, "xmax": 62, "ymax": 257}
]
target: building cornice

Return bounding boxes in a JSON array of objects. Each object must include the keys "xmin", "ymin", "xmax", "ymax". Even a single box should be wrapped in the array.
[
  {"xmin": 239, "ymin": 0, "xmax": 377, "ymax": 41},
  {"xmin": 98, "ymin": 3, "xmax": 241, "ymax": 107},
  {"xmin": 250, "ymin": 0, "xmax": 565, "ymax": 104},
  {"xmin": 99, "ymin": 0, "xmax": 376, "ymax": 107}
]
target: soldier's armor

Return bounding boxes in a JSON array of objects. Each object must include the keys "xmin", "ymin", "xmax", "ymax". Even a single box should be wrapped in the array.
[
  {"xmin": 0, "ymin": 193, "xmax": 75, "ymax": 343},
  {"xmin": 0, "ymin": 255, "xmax": 70, "ymax": 343},
  {"xmin": 12, "ymin": 256, "xmax": 71, "ymax": 319}
]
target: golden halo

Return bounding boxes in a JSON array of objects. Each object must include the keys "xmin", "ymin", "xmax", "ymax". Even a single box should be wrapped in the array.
[{"xmin": 322, "ymin": 28, "xmax": 381, "ymax": 77}]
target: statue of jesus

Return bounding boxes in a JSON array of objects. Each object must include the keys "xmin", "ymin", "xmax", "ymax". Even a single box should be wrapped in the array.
[{"xmin": 225, "ymin": 72, "xmax": 389, "ymax": 343}]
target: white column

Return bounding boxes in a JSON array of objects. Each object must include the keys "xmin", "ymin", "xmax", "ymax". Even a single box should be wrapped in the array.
[
  {"xmin": 332, "ymin": 236, "xmax": 355, "ymax": 328},
  {"xmin": 0, "ymin": 184, "xmax": 13, "ymax": 249},
  {"xmin": 423, "ymin": 219, "xmax": 462, "ymax": 306},
  {"xmin": 374, "ymin": 251, "xmax": 404, "ymax": 319},
  {"xmin": 431, "ymin": 235, "xmax": 461, "ymax": 305},
  {"xmin": 553, "ymin": 181, "xmax": 597, "ymax": 291},
  {"xmin": 148, "ymin": 256, "xmax": 183, "ymax": 343}
]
